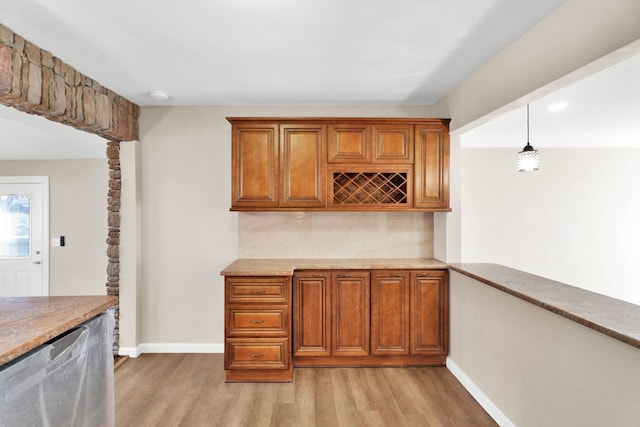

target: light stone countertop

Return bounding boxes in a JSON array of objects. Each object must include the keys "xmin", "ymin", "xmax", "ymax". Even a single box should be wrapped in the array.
[
  {"xmin": 221, "ymin": 258, "xmax": 640, "ymax": 351},
  {"xmin": 0, "ymin": 295, "xmax": 118, "ymax": 366},
  {"xmin": 220, "ymin": 258, "xmax": 449, "ymax": 276}
]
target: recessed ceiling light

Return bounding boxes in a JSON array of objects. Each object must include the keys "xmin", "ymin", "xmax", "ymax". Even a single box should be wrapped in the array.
[
  {"xmin": 149, "ymin": 91, "xmax": 170, "ymax": 101},
  {"xmin": 547, "ymin": 102, "xmax": 568, "ymax": 112}
]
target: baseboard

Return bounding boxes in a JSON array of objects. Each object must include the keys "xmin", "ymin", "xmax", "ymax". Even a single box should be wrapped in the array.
[
  {"xmin": 118, "ymin": 346, "xmax": 141, "ymax": 358},
  {"xmin": 120, "ymin": 343, "xmax": 224, "ymax": 356},
  {"xmin": 446, "ymin": 357, "xmax": 515, "ymax": 427}
]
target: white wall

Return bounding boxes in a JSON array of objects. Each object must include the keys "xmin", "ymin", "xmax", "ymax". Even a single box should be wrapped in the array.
[
  {"xmin": 430, "ymin": 1, "xmax": 640, "ymax": 265},
  {"xmin": 0, "ymin": 159, "xmax": 107, "ymax": 296},
  {"xmin": 460, "ymin": 148, "xmax": 640, "ymax": 306},
  {"xmin": 137, "ymin": 105, "xmax": 431, "ymax": 348},
  {"xmin": 119, "ymin": 141, "xmax": 143, "ymax": 353},
  {"xmin": 448, "ymin": 271, "xmax": 640, "ymax": 427}
]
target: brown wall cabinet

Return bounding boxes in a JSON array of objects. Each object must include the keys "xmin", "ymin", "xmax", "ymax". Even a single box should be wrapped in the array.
[
  {"xmin": 230, "ymin": 121, "xmax": 326, "ymax": 209},
  {"xmin": 228, "ymin": 117, "xmax": 450, "ymax": 212},
  {"xmin": 293, "ymin": 269, "xmax": 448, "ymax": 367},
  {"xmin": 231, "ymin": 123, "xmax": 279, "ymax": 208},
  {"xmin": 279, "ymin": 124, "xmax": 326, "ymax": 208}
]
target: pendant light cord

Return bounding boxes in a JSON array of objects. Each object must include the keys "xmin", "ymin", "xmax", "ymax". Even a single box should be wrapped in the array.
[{"xmin": 527, "ymin": 104, "xmax": 530, "ymax": 145}]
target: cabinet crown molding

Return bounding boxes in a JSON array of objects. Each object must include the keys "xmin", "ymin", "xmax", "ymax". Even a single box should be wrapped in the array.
[{"xmin": 227, "ymin": 117, "xmax": 451, "ymax": 124}]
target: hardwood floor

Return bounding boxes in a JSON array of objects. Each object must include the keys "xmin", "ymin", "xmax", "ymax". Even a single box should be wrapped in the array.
[{"xmin": 115, "ymin": 354, "xmax": 497, "ymax": 427}]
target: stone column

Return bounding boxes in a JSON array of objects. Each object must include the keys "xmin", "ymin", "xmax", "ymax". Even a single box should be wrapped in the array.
[{"xmin": 107, "ymin": 141, "xmax": 121, "ymax": 353}]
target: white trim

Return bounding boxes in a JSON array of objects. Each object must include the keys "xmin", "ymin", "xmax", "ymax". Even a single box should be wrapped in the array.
[
  {"xmin": 0, "ymin": 176, "xmax": 49, "ymax": 295},
  {"xmin": 118, "ymin": 346, "xmax": 141, "ymax": 358},
  {"xmin": 123, "ymin": 343, "xmax": 225, "ymax": 356},
  {"xmin": 446, "ymin": 357, "xmax": 515, "ymax": 427}
]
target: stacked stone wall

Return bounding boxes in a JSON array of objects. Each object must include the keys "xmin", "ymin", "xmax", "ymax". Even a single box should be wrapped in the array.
[
  {"xmin": 0, "ymin": 23, "xmax": 136, "ymax": 353},
  {"xmin": 0, "ymin": 23, "xmax": 138, "ymax": 142}
]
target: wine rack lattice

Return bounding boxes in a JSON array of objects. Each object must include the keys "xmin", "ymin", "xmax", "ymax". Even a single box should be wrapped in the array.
[{"xmin": 333, "ymin": 172, "xmax": 408, "ymax": 205}]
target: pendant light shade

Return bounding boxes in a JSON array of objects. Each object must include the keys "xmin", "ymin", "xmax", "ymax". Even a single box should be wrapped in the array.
[{"xmin": 517, "ymin": 104, "xmax": 539, "ymax": 172}]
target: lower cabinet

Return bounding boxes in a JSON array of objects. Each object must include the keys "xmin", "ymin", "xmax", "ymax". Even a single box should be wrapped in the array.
[
  {"xmin": 224, "ymin": 269, "xmax": 448, "ymax": 381},
  {"xmin": 332, "ymin": 271, "xmax": 370, "ymax": 356},
  {"xmin": 371, "ymin": 270, "xmax": 410, "ymax": 355},
  {"xmin": 410, "ymin": 270, "xmax": 449, "ymax": 355},
  {"xmin": 293, "ymin": 269, "xmax": 448, "ymax": 367},
  {"xmin": 224, "ymin": 276, "xmax": 293, "ymax": 382},
  {"xmin": 292, "ymin": 271, "xmax": 330, "ymax": 357}
]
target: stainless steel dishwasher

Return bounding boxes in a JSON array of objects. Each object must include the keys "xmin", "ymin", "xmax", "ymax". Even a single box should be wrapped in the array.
[{"xmin": 0, "ymin": 309, "xmax": 115, "ymax": 427}]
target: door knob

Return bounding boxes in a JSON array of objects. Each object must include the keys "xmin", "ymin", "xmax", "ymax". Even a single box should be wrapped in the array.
[{"xmin": 33, "ymin": 260, "xmax": 41, "ymax": 265}]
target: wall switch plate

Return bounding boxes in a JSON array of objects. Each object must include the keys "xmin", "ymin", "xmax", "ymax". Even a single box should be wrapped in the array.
[{"xmin": 52, "ymin": 236, "xmax": 65, "ymax": 247}]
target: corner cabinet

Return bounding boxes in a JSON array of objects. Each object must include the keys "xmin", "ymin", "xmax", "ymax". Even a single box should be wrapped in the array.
[{"xmin": 228, "ymin": 118, "xmax": 450, "ymax": 212}]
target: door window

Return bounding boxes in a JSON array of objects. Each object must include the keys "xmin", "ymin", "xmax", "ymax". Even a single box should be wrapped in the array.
[{"xmin": 0, "ymin": 194, "xmax": 31, "ymax": 258}]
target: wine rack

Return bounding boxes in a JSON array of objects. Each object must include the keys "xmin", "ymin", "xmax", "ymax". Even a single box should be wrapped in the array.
[{"xmin": 332, "ymin": 170, "xmax": 410, "ymax": 206}]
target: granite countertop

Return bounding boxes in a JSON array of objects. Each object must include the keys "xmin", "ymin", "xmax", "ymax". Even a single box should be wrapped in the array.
[
  {"xmin": 221, "ymin": 258, "xmax": 640, "ymax": 351},
  {"xmin": 0, "ymin": 295, "xmax": 118, "ymax": 366},
  {"xmin": 449, "ymin": 263, "xmax": 640, "ymax": 350},
  {"xmin": 220, "ymin": 258, "xmax": 449, "ymax": 276}
]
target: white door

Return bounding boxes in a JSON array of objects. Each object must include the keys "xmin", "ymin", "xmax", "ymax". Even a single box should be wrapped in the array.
[{"xmin": 0, "ymin": 177, "xmax": 48, "ymax": 296}]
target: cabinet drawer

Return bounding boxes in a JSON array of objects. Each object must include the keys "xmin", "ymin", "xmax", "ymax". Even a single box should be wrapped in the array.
[
  {"xmin": 225, "ymin": 338, "xmax": 289, "ymax": 370},
  {"xmin": 226, "ymin": 277, "xmax": 290, "ymax": 304},
  {"xmin": 227, "ymin": 308, "xmax": 289, "ymax": 336}
]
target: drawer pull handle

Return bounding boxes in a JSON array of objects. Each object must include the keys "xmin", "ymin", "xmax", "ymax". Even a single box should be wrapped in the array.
[
  {"xmin": 417, "ymin": 274, "xmax": 432, "ymax": 277},
  {"xmin": 336, "ymin": 274, "xmax": 351, "ymax": 278},
  {"xmin": 248, "ymin": 353, "xmax": 264, "ymax": 358},
  {"xmin": 311, "ymin": 274, "xmax": 325, "ymax": 277},
  {"xmin": 390, "ymin": 274, "xmax": 404, "ymax": 277},
  {"xmin": 249, "ymin": 320, "xmax": 265, "ymax": 324},
  {"xmin": 251, "ymin": 289, "xmax": 267, "ymax": 294}
]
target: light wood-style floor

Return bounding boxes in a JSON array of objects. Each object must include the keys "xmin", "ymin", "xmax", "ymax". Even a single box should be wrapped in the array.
[{"xmin": 115, "ymin": 354, "xmax": 497, "ymax": 427}]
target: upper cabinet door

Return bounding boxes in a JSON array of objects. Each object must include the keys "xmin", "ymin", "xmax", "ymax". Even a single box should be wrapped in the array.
[
  {"xmin": 327, "ymin": 123, "xmax": 371, "ymax": 163},
  {"xmin": 372, "ymin": 124, "xmax": 414, "ymax": 164},
  {"xmin": 280, "ymin": 124, "xmax": 327, "ymax": 208},
  {"xmin": 231, "ymin": 124, "xmax": 279, "ymax": 209},
  {"xmin": 414, "ymin": 123, "xmax": 450, "ymax": 209}
]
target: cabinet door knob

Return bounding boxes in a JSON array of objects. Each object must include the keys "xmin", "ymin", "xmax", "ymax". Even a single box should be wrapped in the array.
[{"xmin": 248, "ymin": 353, "xmax": 264, "ymax": 358}]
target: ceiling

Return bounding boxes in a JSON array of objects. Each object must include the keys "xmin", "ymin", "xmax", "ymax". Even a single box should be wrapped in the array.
[
  {"xmin": 463, "ymin": 52, "xmax": 640, "ymax": 148},
  {"xmin": 1, "ymin": 0, "xmax": 636, "ymax": 158},
  {"xmin": 0, "ymin": 0, "xmax": 566, "ymax": 106}
]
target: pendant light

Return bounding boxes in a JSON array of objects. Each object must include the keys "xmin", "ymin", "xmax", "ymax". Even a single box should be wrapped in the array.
[{"xmin": 517, "ymin": 104, "xmax": 539, "ymax": 172}]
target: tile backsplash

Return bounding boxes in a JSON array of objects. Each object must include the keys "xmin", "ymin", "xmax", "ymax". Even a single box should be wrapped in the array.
[{"xmin": 238, "ymin": 211, "xmax": 433, "ymax": 258}]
